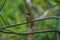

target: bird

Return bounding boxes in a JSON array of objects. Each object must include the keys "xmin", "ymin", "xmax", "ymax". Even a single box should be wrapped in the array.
[{"xmin": 26, "ymin": 13, "xmax": 34, "ymax": 27}]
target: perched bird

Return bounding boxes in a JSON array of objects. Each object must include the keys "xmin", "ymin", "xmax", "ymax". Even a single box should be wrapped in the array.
[{"xmin": 26, "ymin": 13, "xmax": 34, "ymax": 27}]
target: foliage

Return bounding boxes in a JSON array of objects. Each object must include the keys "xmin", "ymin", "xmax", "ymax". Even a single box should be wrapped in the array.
[{"xmin": 0, "ymin": 0, "xmax": 60, "ymax": 40}]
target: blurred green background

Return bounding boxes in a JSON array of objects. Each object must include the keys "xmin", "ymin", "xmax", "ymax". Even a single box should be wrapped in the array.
[{"xmin": 0, "ymin": 0, "xmax": 60, "ymax": 40}]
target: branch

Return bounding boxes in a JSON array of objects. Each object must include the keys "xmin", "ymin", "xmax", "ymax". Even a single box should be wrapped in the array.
[
  {"xmin": 39, "ymin": 5, "xmax": 58, "ymax": 19},
  {"xmin": 0, "ymin": 0, "xmax": 10, "ymax": 31},
  {"xmin": 0, "ymin": 0, "xmax": 6, "ymax": 11},
  {"xmin": 0, "ymin": 29, "xmax": 58, "ymax": 35},
  {"xmin": 0, "ymin": 0, "xmax": 8, "ymax": 26},
  {"xmin": 0, "ymin": 16, "xmax": 58, "ymax": 29},
  {"xmin": 0, "ymin": 0, "xmax": 7, "ymax": 29},
  {"xmin": 23, "ymin": 0, "xmax": 30, "ymax": 12},
  {"xmin": 0, "ymin": 15, "xmax": 10, "ymax": 26}
]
